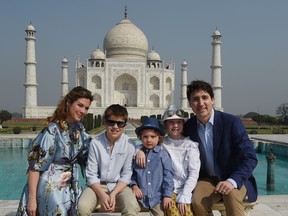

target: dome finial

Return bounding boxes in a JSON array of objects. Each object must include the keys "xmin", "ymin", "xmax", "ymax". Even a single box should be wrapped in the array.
[{"xmin": 124, "ymin": 6, "xmax": 127, "ymax": 18}]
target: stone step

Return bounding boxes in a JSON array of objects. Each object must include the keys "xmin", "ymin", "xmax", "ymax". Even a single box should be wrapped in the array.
[{"xmin": 91, "ymin": 213, "xmax": 150, "ymax": 216}]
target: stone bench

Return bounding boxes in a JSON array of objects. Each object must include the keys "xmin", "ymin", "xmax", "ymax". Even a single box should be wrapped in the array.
[
  {"xmin": 92, "ymin": 201, "xmax": 257, "ymax": 215},
  {"xmin": 211, "ymin": 201, "xmax": 257, "ymax": 216}
]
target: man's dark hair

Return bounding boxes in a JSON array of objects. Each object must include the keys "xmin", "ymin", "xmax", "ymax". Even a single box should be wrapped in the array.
[{"xmin": 186, "ymin": 80, "xmax": 214, "ymax": 102}]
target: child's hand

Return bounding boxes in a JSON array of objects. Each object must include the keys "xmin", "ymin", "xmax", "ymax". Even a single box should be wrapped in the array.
[
  {"xmin": 132, "ymin": 185, "xmax": 144, "ymax": 199},
  {"xmin": 136, "ymin": 149, "xmax": 146, "ymax": 168},
  {"xmin": 162, "ymin": 197, "xmax": 173, "ymax": 210},
  {"xmin": 98, "ymin": 192, "xmax": 114, "ymax": 212},
  {"xmin": 177, "ymin": 203, "xmax": 188, "ymax": 216}
]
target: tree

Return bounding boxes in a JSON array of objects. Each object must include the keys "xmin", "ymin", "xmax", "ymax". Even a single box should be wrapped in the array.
[
  {"xmin": 0, "ymin": 110, "xmax": 12, "ymax": 126},
  {"xmin": 276, "ymin": 103, "xmax": 288, "ymax": 123},
  {"xmin": 243, "ymin": 112, "xmax": 259, "ymax": 118},
  {"xmin": 264, "ymin": 115, "xmax": 278, "ymax": 125}
]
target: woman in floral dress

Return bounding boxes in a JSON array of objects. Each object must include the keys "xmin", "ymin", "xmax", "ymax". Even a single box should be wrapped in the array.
[{"xmin": 17, "ymin": 86, "xmax": 93, "ymax": 216}]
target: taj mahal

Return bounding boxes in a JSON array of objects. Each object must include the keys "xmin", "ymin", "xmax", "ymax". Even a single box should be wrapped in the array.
[{"xmin": 23, "ymin": 9, "xmax": 223, "ymax": 119}]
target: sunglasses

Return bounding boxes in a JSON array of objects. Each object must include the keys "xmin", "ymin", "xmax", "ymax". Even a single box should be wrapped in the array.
[
  {"xmin": 167, "ymin": 109, "xmax": 184, "ymax": 117},
  {"xmin": 106, "ymin": 119, "xmax": 127, "ymax": 128}
]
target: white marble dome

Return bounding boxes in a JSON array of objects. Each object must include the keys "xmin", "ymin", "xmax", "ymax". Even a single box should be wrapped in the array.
[
  {"xmin": 62, "ymin": 57, "xmax": 68, "ymax": 62},
  {"xmin": 181, "ymin": 60, "xmax": 188, "ymax": 66},
  {"xmin": 103, "ymin": 18, "xmax": 148, "ymax": 59},
  {"xmin": 91, "ymin": 48, "xmax": 105, "ymax": 59},
  {"xmin": 26, "ymin": 24, "xmax": 35, "ymax": 31},
  {"xmin": 147, "ymin": 49, "xmax": 161, "ymax": 61},
  {"xmin": 212, "ymin": 29, "xmax": 221, "ymax": 36}
]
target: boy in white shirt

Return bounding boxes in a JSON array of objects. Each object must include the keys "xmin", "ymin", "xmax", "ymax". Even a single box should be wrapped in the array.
[{"xmin": 78, "ymin": 104, "xmax": 140, "ymax": 216}]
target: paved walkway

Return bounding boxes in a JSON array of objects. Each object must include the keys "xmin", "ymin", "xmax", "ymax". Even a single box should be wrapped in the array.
[{"xmin": 1, "ymin": 195, "xmax": 288, "ymax": 216}]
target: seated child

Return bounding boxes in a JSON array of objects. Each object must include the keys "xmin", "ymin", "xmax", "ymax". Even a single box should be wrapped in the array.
[
  {"xmin": 78, "ymin": 104, "xmax": 140, "ymax": 216},
  {"xmin": 131, "ymin": 117, "xmax": 174, "ymax": 216},
  {"xmin": 137, "ymin": 105, "xmax": 201, "ymax": 216}
]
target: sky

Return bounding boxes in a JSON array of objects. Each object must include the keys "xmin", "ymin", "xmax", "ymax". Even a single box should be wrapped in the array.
[{"xmin": 0, "ymin": 0, "xmax": 287, "ymax": 116}]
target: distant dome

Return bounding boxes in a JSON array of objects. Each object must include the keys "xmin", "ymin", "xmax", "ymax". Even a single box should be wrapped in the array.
[
  {"xmin": 147, "ymin": 49, "xmax": 161, "ymax": 61},
  {"xmin": 62, "ymin": 57, "xmax": 68, "ymax": 63},
  {"xmin": 26, "ymin": 24, "xmax": 35, "ymax": 31},
  {"xmin": 91, "ymin": 48, "xmax": 105, "ymax": 60},
  {"xmin": 212, "ymin": 29, "xmax": 221, "ymax": 36},
  {"xmin": 181, "ymin": 60, "xmax": 187, "ymax": 66},
  {"xmin": 103, "ymin": 17, "xmax": 148, "ymax": 59}
]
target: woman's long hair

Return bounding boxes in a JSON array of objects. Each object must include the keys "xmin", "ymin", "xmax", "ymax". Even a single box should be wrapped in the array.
[{"xmin": 45, "ymin": 86, "xmax": 93, "ymax": 130}]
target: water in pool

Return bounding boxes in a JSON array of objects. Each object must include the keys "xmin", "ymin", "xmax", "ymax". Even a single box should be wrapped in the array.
[
  {"xmin": 0, "ymin": 148, "xmax": 86, "ymax": 200},
  {"xmin": 0, "ymin": 148, "xmax": 287, "ymax": 200}
]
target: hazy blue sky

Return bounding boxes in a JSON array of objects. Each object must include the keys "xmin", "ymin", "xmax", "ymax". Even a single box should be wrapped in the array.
[{"xmin": 0, "ymin": 0, "xmax": 287, "ymax": 116}]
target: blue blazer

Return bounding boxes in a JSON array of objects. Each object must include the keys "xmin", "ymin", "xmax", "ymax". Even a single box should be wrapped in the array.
[{"xmin": 183, "ymin": 110, "xmax": 258, "ymax": 202}]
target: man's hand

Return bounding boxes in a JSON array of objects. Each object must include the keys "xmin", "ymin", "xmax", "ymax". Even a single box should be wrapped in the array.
[{"xmin": 215, "ymin": 180, "xmax": 234, "ymax": 195}]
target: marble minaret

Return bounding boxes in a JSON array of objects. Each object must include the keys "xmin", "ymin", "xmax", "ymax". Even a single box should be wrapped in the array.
[
  {"xmin": 24, "ymin": 23, "xmax": 38, "ymax": 109},
  {"xmin": 211, "ymin": 29, "xmax": 223, "ymax": 111},
  {"xmin": 180, "ymin": 60, "xmax": 188, "ymax": 109},
  {"xmin": 61, "ymin": 57, "xmax": 69, "ymax": 97}
]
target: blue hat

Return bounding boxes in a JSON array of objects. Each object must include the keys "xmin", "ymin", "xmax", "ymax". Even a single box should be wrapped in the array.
[{"xmin": 135, "ymin": 117, "xmax": 165, "ymax": 137}]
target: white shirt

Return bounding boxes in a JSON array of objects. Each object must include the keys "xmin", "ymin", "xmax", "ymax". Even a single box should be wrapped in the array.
[
  {"xmin": 162, "ymin": 136, "xmax": 201, "ymax": 204},
  {"xmin": 86, "ymin": 133, "xmax": 135, "ymax": 191}
]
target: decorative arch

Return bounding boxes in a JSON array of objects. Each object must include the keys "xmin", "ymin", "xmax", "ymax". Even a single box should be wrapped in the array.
[
  {"xmin": 165, "ymin": 95, "xmax": 172, "ymax": 107},
  {"xmin": 92, "ymin": 75, "xmax": 101, "ymax": 89},
  {"xmin": 114, "ymin": 74, "xmax": 137, "ymax": 107},
  {"xmin": 150, "ymin": 94, "xmax": 159, "ymax": 107},
  {"xmin": 165, "ymin": 77, "xmax": 172, "ymax": 91},
  {"xmin": 150, "ymin": 76, "xmax": 160, "ymax": 90},
  {"xmin": 92, "ymin": 93, "xmax": 101, "ymax": 107}
]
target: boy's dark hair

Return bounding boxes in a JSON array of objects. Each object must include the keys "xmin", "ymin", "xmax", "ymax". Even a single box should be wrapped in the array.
[
  {"xmin": 186, "ymin": 80, "xmax": 214, "ymax": 102},
  {"xmin": 104, "ymin": 104, "xmax": 128, "ymax": 122}
]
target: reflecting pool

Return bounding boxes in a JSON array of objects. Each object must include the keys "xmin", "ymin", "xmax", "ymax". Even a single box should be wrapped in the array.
[
  {"xmin": 0, "ymin": 147, "xmax": 287, "ymax": 200},
  {"xmin": 0, "ymin": 148, "xmax": 86, "ymax": 200}
]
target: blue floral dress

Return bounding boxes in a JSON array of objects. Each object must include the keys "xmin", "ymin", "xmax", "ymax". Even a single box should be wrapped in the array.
[{"xmin": 16, "ymin": 122, "xmax": 91, "ymax": 216}]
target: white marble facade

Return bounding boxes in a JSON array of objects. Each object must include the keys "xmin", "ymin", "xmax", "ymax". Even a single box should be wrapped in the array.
[
  {"xmin": 24, "ymin": 11, "xmax": 176, "ymax": 119},
  {"xmin": 23, "ymin": 10, "xmax": 222, "ymax": 119}
]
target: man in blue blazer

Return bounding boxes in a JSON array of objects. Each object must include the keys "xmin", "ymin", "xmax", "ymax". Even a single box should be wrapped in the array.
[{"xmin": 183, "ymin": 80, "xmax": 258, "ymax": 216}]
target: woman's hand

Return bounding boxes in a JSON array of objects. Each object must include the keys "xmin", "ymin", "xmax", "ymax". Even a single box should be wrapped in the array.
[{"xmin": 27, "ymin": 198, "xmax": 37, "ymax": 216}]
